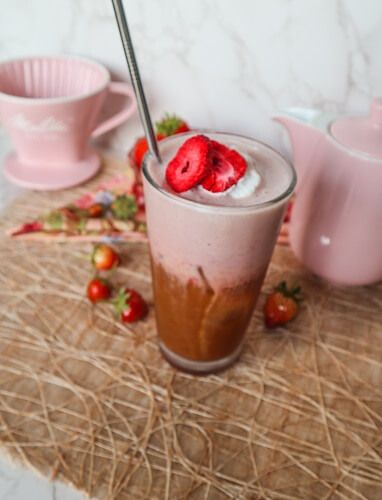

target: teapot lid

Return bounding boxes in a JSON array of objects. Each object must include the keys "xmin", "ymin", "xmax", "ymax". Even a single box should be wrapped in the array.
[{"xmin": 330, "ymin": 98, "xmax": 382, "ymax": 158}]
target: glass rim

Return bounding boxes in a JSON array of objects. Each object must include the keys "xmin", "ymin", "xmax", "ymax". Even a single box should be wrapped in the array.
[{"xmin": 142, "ymin": 130, "xmax": 297, "ymax": 213}]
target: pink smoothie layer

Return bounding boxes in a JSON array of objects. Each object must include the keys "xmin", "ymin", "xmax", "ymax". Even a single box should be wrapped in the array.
[{"xmin": 143, "ymin": 132, "xmax": 295, "ymax": 289}]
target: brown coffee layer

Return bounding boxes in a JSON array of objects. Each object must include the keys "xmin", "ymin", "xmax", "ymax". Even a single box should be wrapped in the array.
[{"xmin": 151, "ymin": 261, "xmax": 265, "ymax": 362}]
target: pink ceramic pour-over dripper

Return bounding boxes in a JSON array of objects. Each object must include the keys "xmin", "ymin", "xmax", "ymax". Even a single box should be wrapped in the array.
[
  {"xmin": 0, "ymin": 56, "xmax": 137, "ymax": 190},
  {"xmin": 274, "ymin": 98, "xmax": 382, "ymax": 286}
]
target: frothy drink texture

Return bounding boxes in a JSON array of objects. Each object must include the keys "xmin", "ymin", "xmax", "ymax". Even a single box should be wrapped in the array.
[{"xmin": 143, "ymin": 132, "xmax": 295, "ymax": 373}]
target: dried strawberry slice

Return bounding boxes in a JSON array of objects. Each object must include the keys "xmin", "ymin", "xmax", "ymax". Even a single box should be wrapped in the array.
[
  {"xmin": 165, "ymin": 135, "xmax": 211, "ymax": 193},
  {"xmin": 11, "ymin": 221, "xmax": 43, "ymax": 236},
  {"xmin": 201, "ymin": 140, "xmax": 247, "ymax": 193}
]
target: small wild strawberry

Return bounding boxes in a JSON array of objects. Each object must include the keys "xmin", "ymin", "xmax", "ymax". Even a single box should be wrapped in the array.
[
  {"xmin": 264, "ymin": 281, "xmax": 302, "ymax": 328},
  {"xmin": 91, "ymin": 244, "xmax": 120, "ymax": 271},
  {"xmin": 87, "ymin": 278, "xmax": 112, "ymax": 303},
  {"xmin": 113, "ymin": 288, "xmax": 148, "ymax": 323}
]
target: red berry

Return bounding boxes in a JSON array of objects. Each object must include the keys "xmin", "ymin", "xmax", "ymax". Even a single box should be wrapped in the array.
[
  {"xmin": 11, "ymin": 221, "xmax": 43, "ymax": 236},
  {"xmin": 132, "ymin": 181, "xmax": 145, "ymax": 210},
  {"xmin": 201, "ymin": 140, "xmax": 247, "ymax": 193},
  {"xmin": 174, "ymin": 122, "xmax": 190, "ymax": 134},
  {"xmin": 87, "ymin": 203, "xmax": 105, "ymax": 218},
  {"xmin": 130, "ymin": 134, "xmax": 167, "ymax": 169},
  {"xmin": 264, "ymin": 281, "xmax": 302, "ymax": 328},
  {"xmin": 165, "ymin": 135, "xmax": 211, "ymax": 193},
  {"xmin": 87, "ymin": 278, "xmax": 112, "ymax": 303},
  {"xmin": 91, "ymin": 244, "xmax": 120, "ymax": 271},
  {"xmin": 283, "ymin": 199, "xmax": 294, "ymax": 223},
  {"xmin": 131, "ymin": 137, "xmax": 149, "ymax": 169},
  {"xmin": 156, "ymin": 114, "xmax": 190, "ymax": 137},
  {"xmin": 114, "ymin": 288, "xmax": 147, "ymax": 323}
]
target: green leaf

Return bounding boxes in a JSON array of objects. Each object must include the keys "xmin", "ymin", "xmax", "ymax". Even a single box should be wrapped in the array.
[
  {"xmin": 275, "ymin": 280, "xmax": 303, "ymax": 302},
  {"xmin": 111, "ymin": 195, "xmax": 138, "ymax": 220},
  {"xmin": 156, "ymin": 113, "xmax": 183, "ymax": 136},
  {"xmin": 44, "ymin": 210, "xmax": 64, "ymax": 230},
  {"xmin": 113, "ymin": 288, "xmax": 130, "ymax": 316}
]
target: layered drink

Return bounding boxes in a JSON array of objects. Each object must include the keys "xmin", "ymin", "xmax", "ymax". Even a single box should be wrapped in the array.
[{"xmin": 142, "ymin": 132, "xmax": 296, "ymax": 374}]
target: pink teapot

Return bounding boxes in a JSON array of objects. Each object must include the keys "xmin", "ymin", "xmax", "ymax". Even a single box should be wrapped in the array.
[{"xmin": 274, "ymin": 99, "xmax": 382, "ymax": 286}]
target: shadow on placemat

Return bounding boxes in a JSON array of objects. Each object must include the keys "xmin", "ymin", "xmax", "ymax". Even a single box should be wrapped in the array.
[{"xmin": 0, "ymin": 155, "xmax": 382, "ymax": 499}]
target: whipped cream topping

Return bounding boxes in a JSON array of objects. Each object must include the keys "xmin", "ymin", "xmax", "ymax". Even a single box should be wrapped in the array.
[{"xmin": 230, "ymin": 165, "xmax": 261, "ymax": 198}]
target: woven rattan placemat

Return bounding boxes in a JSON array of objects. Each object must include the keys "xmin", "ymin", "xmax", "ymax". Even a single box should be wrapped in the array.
[{"xmin": 0, "ymin": 155, "xmax": 381, "ymax": 499}]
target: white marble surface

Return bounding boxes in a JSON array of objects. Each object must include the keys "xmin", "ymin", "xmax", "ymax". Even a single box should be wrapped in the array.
[
  {"xmin": 0, "ymin": 0, "xmax": 382, "ymax": 497},
  {"xmin": 0, "ymin": 0, "xmax": 382, "ymax": 157},
  {"xmin": 0, "ymin": 457, "xmax": 84, "ymax": 500}
]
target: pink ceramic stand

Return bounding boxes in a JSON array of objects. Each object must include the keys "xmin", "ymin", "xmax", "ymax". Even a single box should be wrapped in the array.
[{"xmin": 4, "ymin": 149, "xmax": 100, "ymax": 190}]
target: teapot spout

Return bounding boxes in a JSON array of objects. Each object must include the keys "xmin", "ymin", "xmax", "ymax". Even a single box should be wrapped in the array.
[{"xmin": 273, "ymin": 108, "xmax": 330, "ymax": 189}]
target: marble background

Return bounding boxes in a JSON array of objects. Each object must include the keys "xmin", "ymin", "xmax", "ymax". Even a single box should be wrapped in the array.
[
  {"xmin": 1, "ymin": 0, "xmax": 382, "ymax": 157},
  {"xmin": 0, "ymin": 1, "xmax": 381, "ymax": 498}
]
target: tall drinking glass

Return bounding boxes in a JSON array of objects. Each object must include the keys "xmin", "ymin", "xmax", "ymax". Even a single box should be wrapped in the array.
[{"xmin": 143, "ymin": 132, "xmax": 296, "ymax": 374}]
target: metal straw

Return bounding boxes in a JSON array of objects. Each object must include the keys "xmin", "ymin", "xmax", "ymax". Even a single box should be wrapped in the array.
[{"xmin": 111, "ymin": 0, "xmax": 161, "ymax": 162}]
